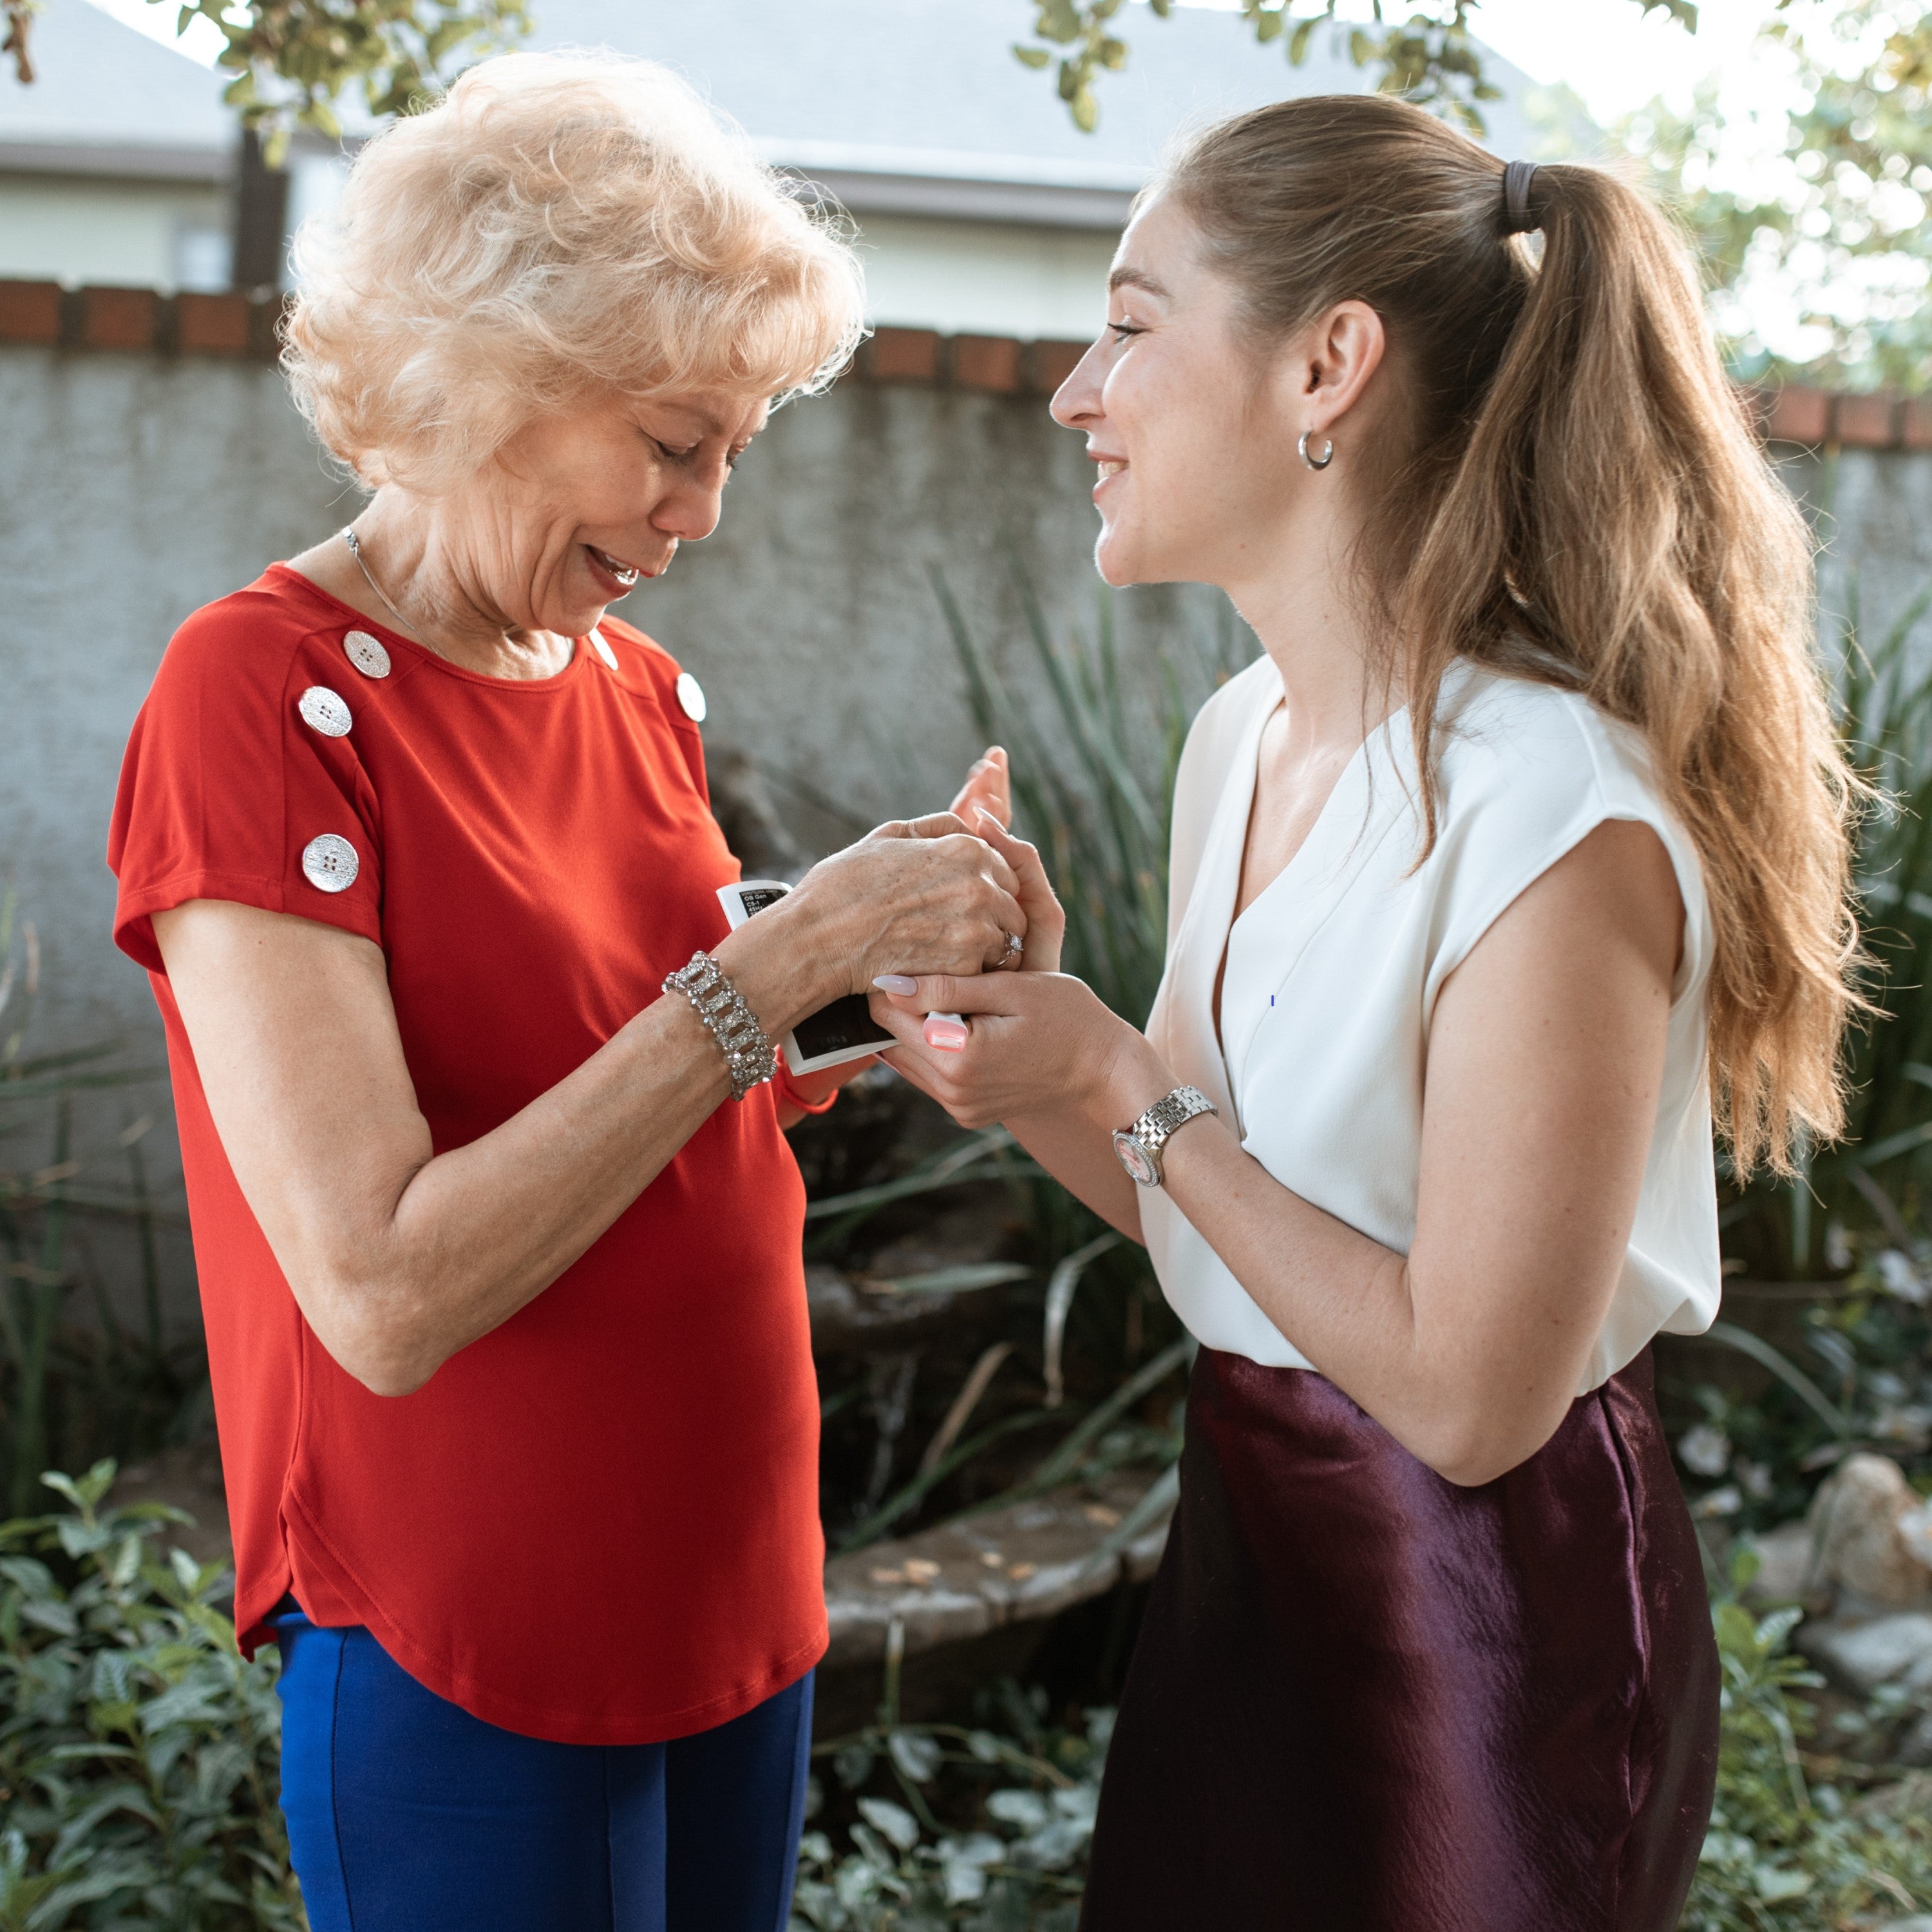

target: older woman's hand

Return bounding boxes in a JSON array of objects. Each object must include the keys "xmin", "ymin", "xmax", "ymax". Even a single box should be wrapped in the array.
[{"xmin": 766, "ymin": 812, "xmax": 1028, "ymax": 999}]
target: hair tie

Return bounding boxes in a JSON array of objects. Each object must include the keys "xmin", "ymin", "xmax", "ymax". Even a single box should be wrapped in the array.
[{"xmin": 1501, "ymin": 160, "xmax": 1540, "ymax": 235}]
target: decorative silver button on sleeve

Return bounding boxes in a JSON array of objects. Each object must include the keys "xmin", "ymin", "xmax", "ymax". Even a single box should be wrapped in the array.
[
  {"xmin": 590, "ymin": 629, "xmax": 620, "ymax": 670},
  {"xmin": 676, "ymin": 672, "xmax": 707, "ymax": 723},
  {"xmin": 343, "ymin": 630, "xmax": 392, "ymax": 679},
  {"xmin": 301, "ymin": 833, "xmax": 360, "ymax": 893},
  {"xmin": 298, "ymin": 686, "xmax": 353, "ymax": 737}
]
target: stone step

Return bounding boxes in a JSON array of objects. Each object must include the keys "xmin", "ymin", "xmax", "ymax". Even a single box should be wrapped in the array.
[{"xmin": 823, "ymin": 1469, "xmax": 1173, "ymax": 1668}]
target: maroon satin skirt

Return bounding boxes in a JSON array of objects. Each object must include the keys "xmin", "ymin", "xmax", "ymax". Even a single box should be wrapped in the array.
[{"xmin": 1081, "ymin": 1347, "xmax": 1718, "ymax": 1931}]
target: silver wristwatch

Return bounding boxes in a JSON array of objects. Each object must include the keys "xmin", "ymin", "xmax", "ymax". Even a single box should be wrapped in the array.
[
  {"xmin": 1112, "ymin": 1085, "xmax": 1218, "ymax": 1188},
  {"xmin": 663, "ymin": 951, "xmax": 777, "ymax": 1100}
]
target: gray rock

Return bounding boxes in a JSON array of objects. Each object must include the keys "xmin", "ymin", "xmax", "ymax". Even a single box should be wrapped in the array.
[
  {"xmin": 1799, "ymin": 1611, "xmax": 1932, "ymax": 1696},
  {"xmin": 1807, "ymin": 1454, "xmax": 1932, "ymax": 1609},
  {"xmin": 1853, "ymin": 1770, "xmax": 1932, "ymax": 1826},
  {"xmin": 1895, "ymin": 1713, "xmax": 1932, "ymax": 1770},
  {"xmin": 1742, "ymin": 1519, "xmax": 1830, "ymax": 1611}
]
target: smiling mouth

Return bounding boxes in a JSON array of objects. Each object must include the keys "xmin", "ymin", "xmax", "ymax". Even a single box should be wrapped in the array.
[
  {"xmin": 1095, "ymin": 460, "xmax": 1126, "ymax": 480},
  {"xmin": 586, "ymin": 544, "xmax": 643, "ymax": 590}
]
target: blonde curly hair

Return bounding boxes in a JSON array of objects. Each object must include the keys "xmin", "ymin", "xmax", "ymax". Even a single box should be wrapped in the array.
[{"xmin": 283, "ymin": 50, "xmax": 866, "ymax": 491}]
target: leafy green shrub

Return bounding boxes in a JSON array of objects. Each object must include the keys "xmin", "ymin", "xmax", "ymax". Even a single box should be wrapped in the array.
[
  {"xmin": 1684, "ymin": 1548, "xmax": 1932, "ymax": 1931},
  {"xmin": 0, "ymin": 1461, "xmax": 301, "ymax": 1931},
  {"xmin": 790, "ymin": 1691, "xmax": 1108, "ymax": 1932}
]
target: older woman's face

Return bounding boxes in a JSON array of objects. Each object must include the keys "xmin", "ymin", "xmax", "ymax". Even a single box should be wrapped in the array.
[{"xmin": 457, "ymin": 391, "xmax": 770, "ymax": 639}]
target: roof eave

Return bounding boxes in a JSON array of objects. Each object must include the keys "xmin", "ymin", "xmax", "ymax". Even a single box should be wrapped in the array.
[
  {"xmin": 0, "ymin": 137, "xmax": 232, "ymax": 184},
  {"xmin": 784, "ymin": 165, "xmax": 1135, "ymax": 229}
]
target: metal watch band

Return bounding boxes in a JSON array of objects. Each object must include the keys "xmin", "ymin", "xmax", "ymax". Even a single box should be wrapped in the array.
[
  {"xmin": 663, "ymin": 951, "xmax": 777, "ymax": 1101},
  {"xmin": 1113, "ymin": 1084, "xmax": 1218, "ymax": 1188}
]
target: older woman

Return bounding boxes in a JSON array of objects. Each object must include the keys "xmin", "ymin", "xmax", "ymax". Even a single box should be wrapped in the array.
[{"xmin": 107, "ymin": 52, "xmax": 1023, "ymax": 1932}]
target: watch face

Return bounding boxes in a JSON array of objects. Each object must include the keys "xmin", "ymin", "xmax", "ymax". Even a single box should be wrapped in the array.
[{"xmin": 1113, "ymin": 1130, "xmax": 1159, "ymax": 1188}]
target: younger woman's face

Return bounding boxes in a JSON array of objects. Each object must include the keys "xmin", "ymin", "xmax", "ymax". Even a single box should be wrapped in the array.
[{"xmin": 1050, "ymin": 194, "xmax": 1310, "ymax": 592}]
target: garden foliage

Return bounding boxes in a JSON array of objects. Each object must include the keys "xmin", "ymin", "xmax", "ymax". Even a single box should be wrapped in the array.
[
  {"xmin": 1683, "ymin": 1549, "xmax": 1932, "ymax": 1929},
  {"xmin": 0, "ymin": 1463, "xmax": 300, "ymax": 1931},
  {"xmin": 0, "ymin": 893, "xmax": 200, "ymax": 1519}
]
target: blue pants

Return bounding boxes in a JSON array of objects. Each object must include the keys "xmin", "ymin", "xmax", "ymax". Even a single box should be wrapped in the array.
[{"xmin": 272, "ymin": 1605, "xmax": 813, "ymax": 1932}]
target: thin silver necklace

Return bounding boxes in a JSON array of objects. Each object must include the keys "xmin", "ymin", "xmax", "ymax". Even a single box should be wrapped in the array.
[
  {"xmin": 339, "ymin": 525, "xmax": 435, "ymax": 645},
  {"xmin": 339, "ymin": 524, "xmax": 573, "ymax": 672}
]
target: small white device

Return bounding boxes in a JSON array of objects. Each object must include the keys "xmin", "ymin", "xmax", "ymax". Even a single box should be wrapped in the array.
[{"xmin": 716, "ymin": 880, "xmax": 896, "ymax": 1075}]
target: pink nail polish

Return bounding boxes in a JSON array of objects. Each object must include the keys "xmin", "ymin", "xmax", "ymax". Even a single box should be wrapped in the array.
[
  {"xmin": 873, "ymin": 974, "xmax": 918, "ymax": 995},
  {"xmin": 924, "ymin": 1017, "xmax": 969, "ymax": 1052}
]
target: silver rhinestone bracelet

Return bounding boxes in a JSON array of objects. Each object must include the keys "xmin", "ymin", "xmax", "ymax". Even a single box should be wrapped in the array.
[{"xmin": 663, "ymin": 951, "xmax": 777, "ymax": 1101}]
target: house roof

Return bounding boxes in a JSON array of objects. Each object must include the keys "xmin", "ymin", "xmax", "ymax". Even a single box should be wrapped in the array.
[
  {"xmin": 0, "ymin": 0, "xmax": 236, "ymax": 179},
  {"xmin": 2, "ymin": 0, "xmax": 1569, "ymax": 222},
  {"xmin": 529, "ymin": 0, "xmax": 1564, "ymax": 227}
]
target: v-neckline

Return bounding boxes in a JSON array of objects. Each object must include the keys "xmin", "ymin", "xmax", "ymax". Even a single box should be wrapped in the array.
[{"xmin": 1209, "ymin": 681, "xmax": 1407, "ymax": 1058}]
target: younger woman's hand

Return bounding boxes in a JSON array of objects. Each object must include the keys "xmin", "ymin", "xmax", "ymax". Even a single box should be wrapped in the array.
[
  {"xmin": 950, "ymin": 746, "xmax": 1011, "ymax": 830},
  {"xmin": 969, "ymin": 810, "xmax": 1065, "ymax": 975},
  {"xmin": 866, "ymin": 970, "xmax": 1165, "ymax": 1132},
  {"xmin": 942, "ymin": 743, "xmax": 1065, "ymax": 974}
]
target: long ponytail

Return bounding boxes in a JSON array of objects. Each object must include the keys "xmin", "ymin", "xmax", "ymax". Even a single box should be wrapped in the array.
[{"xmin": 1162, "ymin": 97, "xmax": 1861, "ymax": 1177}]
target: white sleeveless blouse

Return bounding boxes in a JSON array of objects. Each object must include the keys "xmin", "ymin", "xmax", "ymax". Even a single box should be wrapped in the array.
[{"xmin": 1139, "ymin": 655, "xmax": 1722, "ymax": 1396}]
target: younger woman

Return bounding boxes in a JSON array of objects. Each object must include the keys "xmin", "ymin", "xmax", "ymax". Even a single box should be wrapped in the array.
[{"xmin": 871, "ymin": 97, "xmax": 1859, "ymax": 1931}]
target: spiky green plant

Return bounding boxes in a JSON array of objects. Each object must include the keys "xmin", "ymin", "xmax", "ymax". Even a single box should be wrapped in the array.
[
  {"xmin": 0, "ymin": 889, "xmax": 189, "ymax": 1512},
  {"xmin": 1719, "ymin": 572, "xmax": 1932, "ymax": 1280},
  {"xmin": 934, "ymin": 567, "xmax": 1253, "ymax": 1029}
]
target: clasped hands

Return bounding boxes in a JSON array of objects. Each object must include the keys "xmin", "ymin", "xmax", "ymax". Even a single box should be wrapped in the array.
[{"xmin": 825, "ymin": 747, "xmax": 1169, "ymax": 1138}]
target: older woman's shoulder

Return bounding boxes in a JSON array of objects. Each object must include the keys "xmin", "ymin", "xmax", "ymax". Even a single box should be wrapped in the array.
[
  {"xmin": 592, "ymin": 617, "xmax": 706, "ymax": 717},
  {"xmin": 158, "ymin": 566, "xmax": 372, "ymax": 700}
]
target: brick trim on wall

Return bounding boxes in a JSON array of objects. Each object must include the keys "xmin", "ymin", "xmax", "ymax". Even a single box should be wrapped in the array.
[{"xmin": 1, "ymin": 276, "xmax": 1923, "ymax": 447}]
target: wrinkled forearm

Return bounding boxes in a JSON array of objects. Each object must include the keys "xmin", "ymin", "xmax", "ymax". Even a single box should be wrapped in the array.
[{"xmin": 270, "ymin": 990, "xmax": 734, "ymax": 1394}]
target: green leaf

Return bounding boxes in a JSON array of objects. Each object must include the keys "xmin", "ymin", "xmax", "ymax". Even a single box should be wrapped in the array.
[
  {"xmin": 1011, "ymin": 43, "xmax": 1052, "ymax": 68},
  {"xmin": 1037, "ymin": 0, "xmax": 1082, "ymax": 44},
  {"xmin": 1751, "ymin": 1863, "xmax": 1814, "ymax": 1901},
  {"xmin": 857, "ymin": 1796, "xmax": 921, "ymax": 1851},
  {"xmin": 887, "ymin": 1729, "xmax": 943, "ymax": 1783},
  {"xmin": 860, "ymin": 1263, "xmax": 1032, "ymax": 1297},
  {"xmin": 1694, "ymin": 1321, "xmax": 1851, "ymax": 1437}
]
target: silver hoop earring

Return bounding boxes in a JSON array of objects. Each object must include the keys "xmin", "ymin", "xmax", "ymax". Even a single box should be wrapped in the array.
[{"xmin": 1299, "ymin": 430, "xmax": 1334, "ymax": 472}]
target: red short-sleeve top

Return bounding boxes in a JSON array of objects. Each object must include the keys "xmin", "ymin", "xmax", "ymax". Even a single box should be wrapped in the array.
[{"xmin": 108, "ymin": 567, "xmax": 826, "ymax": 1745}]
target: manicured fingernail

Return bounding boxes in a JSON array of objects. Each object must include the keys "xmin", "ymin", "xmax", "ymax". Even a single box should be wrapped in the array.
[
  {"xmin": 873, "ymin": 974, "xmax": 918, "ymax": 996},
  {"xmin": 924, "ymin": 1017, "xmax": 969, "ymax": 1052}
]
